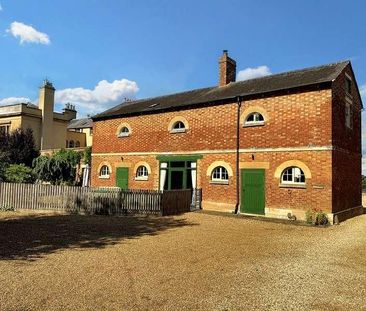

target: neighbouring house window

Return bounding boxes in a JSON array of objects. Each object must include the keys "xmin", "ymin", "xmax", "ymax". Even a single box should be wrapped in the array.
[
  {"xmin": 0, "ymin": 124, "xmax": 10, "ymax": 135},
  {"xmin": 99, "ymin": 165, "xmax": 110, "ymax": 178},
  {"xmin": 69, "ymin": 140, "xmax": 75, "ymax": 148},
  {"xmin": 211, "ymin": 166, "xmax": 229, "ymax": 182},
  {"xmin": 244, "ymin": 112, "xmax": 264, "ymax": 126},
  {"xmin": 136, "ymin": 165, "xmax": 148, "ymax": 180},
  {"xmin": 75, "ymin": 141, "xmax": 80, "ymax": 148},
  {"xmin": 281, "ymin": 167, "xmax": 305, "ymax": 185},
  {"xmin": 170, "ymin": 121, "xmax": 186, "ymax": 133},
  {"xmin": 345, "ymin": 77, "xmax": 352, "ymax": 95},
  {"xmin": 90, "ymin": 128, "xmax": 93, "ymax": 135},
  {"xmin": 118, "ymin": 126, "xmax": 130, "ymax": 137},
  {"xmin": 345, "ymin": 102, "xmax": 353, "ymax": 129},
  {"xmin": 66, "ymin": 140, "xmax": 68, "ymax": 148}
]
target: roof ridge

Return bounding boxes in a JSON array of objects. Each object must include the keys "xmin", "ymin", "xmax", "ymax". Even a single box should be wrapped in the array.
[{"xmin": 232, "ymin": 60, "xmax": 350, "ymax": 86}]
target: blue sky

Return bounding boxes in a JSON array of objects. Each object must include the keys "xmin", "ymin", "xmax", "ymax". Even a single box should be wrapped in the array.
[{"xmin": 0, "ymin": 0, "xmax": 366, "ymax": 168}]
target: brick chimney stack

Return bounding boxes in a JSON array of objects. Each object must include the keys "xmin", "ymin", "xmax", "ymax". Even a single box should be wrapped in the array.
[{"xmin": 219, "ymin": 50, "xmax": 236, "ymax": 87}]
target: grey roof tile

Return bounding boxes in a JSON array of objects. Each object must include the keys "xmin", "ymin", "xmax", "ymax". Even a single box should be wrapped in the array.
[
  {"xmin": 67, "ymin": 118, "xmax": 93, "ymax": 129},
  {"xmin": 93, "ymin": 61, "xmax": 349, "ymax": 120}
]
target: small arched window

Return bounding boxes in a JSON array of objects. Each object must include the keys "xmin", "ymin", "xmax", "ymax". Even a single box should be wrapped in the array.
[
  {"xmin": 245, "ymin": 112, "xmax": 264, "ymax": 125},
  {"xmin": 281, "ymin": 167, "xmax": 305, "ymax": 184},
  {"xmin": 66, "ymin": 140, "xmax": 68, "ymax": 148},
  {"xmin": 75, "ymin": 141, "xmax": 80, "ymax": 148},
  {"xmin": 211, "ymin": 166, "xmax": 229, "ymax": 182},
  {"xmin": 99, "ymin": 165, "xmax": 110, "ymax": 178},
  {"xmin": 69, "ymin": 140, "xmax": 75, "ymax": 148},
  {"xmin": 171, "ymin": 121, "xmax": 186, "ymax": 133},
  {"xmin": 136, "ymin": 165, "xmax": 148, "ymax": 180},
  {"xmin": 118, "ymin": 126, "xmax": 130, "ymax": 137}
]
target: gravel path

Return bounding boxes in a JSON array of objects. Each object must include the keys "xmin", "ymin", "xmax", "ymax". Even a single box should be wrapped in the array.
[{"xmin": 0, "ymin": 210, "xmax": 365, "ymax": 311}]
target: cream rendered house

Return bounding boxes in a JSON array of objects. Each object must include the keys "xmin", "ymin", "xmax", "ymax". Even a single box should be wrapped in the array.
[{"xmin": 0, "ymin": 80, "xmax": 92, "ymax": 152}]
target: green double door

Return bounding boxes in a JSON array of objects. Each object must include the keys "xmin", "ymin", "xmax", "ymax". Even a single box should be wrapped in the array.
[
  {"xmin": 240, "ymin": 169, "xmax": 265, "ymax": 215},
  {"xmin": 116, "ymin": 167, "xmax": 129, "ymax": 189}
]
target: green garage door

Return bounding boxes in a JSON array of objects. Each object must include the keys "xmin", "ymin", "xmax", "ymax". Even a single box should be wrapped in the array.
[
  {"xmin": 241, "ymin": 169, "xmax": 265, "ymax": 215},
  {"xmin": 116, "ymin": 167, "xmax": 129, "ymax": 190}
]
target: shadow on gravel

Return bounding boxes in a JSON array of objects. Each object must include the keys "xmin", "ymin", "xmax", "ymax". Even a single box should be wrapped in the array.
[{"xmin": 0, "ymin": 213, "xmax": 196, "ymax": 261}]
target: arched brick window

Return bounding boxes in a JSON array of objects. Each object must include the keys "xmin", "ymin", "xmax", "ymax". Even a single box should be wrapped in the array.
[{"xmin": 281, "ymin": 167, "xmax": 305, "ymax": 184}]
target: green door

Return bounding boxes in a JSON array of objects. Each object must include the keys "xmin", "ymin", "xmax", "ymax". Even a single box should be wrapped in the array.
[
  {"xmin": 116, "ymin": 167, "xmax": 129, "ymax": 189},
  {"xmin": 241, "ymin": 169, "xmax": 265, "ymax": 215}
]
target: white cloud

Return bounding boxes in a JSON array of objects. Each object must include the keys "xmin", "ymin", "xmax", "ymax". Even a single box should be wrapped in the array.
[
  {"xmin": 55, "ymin": 79, "xmax": 139, "ymax": 116},
  {"xmin": 7, "ymin": 21, "xmax": 50, "ymax": 45},
  {"xmin": 0, "ymin": 3, "xmax": 3, "ymax": 11},
  {"xmin": 0, "ymin": 97, "xmax": 31, "ymax": 105},
  {"xmin": 237, "ymin": 65, "xmax": 272, "ymax": 81}
]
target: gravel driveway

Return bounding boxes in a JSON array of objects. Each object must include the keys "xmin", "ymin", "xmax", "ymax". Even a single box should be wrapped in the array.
[{"xmin": 0, "ymin": 210, "xmax": 365, "ymax": 311}]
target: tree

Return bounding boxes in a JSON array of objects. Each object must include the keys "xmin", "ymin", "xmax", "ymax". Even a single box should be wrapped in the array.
[
  {"xmin": 0, "ymin": 151, "xmax": 10, "ymax": 182},
  {"xmin": 83, "ymin": 146, "xmax": 92, "ymax": 166},
  {"xmin": 7, "ymin": 128, "xmax": 39, "ymax": 167},
  {"xmin": 33, "ymin": 149, "xmax": 82, "ymax": 185}
]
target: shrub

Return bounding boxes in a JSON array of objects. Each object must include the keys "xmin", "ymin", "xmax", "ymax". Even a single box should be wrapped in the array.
[
  {"xmin": 305, "ymin": 208, "xmax": 329, "ymax": 226},
  {"xmin": 0, "ymin": 204, "xmax": 15, "ymax": 212},
  {"xmin": 4, "ymin": 164, "xmax": 35, "ymax": 183}
]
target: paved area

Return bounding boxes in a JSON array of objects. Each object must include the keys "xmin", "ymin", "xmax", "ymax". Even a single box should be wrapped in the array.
[{"xmin": 0, "ymin": 210, "xmax": 365, "ymax": 311}]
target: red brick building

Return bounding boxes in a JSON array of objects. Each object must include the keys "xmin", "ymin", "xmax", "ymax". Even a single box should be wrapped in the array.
[{"xmin": 91, "ymin": 51, "xmax": 363, "ymax": 223}]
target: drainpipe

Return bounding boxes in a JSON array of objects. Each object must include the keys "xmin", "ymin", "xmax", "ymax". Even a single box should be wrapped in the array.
[{"xmin": 234, "ymin": 96, "xmax": 242, "ymax": 214}]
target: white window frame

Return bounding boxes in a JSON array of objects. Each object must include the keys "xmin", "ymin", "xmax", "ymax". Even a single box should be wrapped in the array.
[
  {"xmin": 135, "ymin": 165, "xmax": 149, "ymax": 181},
  {"xmin": 99, "ymin": 165, "xmax": 110, "ymax": 179},
  {"xmin": 170, "ymin": 121, "xmax": 186, "ymax": 133},
  {"xmin": 281, "ymin": 167, "xmax": 305, "ymax": 185},
  {"xmin": 118, "ymin": 126, "xmax": 130, "ymax": 137},
  {"xmin": 211, "ymin": 166, "xmax": 229, "ymax": 183},
  {"xmin": 244, "ymin": 112, "xmax": 265, "ymax": 126}
]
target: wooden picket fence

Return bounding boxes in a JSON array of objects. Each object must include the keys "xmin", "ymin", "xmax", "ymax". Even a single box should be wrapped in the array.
[{"xmin": 0, "ymin": 182, "xmax": 202, "ymax": 216}]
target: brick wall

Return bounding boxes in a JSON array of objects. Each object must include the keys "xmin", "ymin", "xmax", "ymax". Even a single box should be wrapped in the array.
[
  {"xmin": 93, "ymin": 89, "xmax": 333, "ymax": 155},
  {"xmin": 92, "ymin": 150, "xmax": 333, "ymax": 217},
  {"xmin": 331, "ymin": 65, "xmax": 362, "ymax": 216},
  {"xmin": 91, "ymin": 65, "xmax": 362, "ymax": 220},
  {"xmin": 91, "ymin": 86, "xmax": 338, "ymax": 219}
]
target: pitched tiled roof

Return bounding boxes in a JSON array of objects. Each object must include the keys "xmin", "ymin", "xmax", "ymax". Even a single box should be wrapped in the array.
[
  {"xmin": 67, "ymin": 118, "xmax": 93, "ymax": 129},
  {"xmin": 93, "ymin": 61, "xmax": 349, "ymax": 120}
]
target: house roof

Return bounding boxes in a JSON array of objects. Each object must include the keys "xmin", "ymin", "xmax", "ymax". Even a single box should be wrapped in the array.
[
  {"xmin": 93, "ymin": 60, "xmax": 350, "ymax": 120},
  {"xmin": 67, "ymin": 118, "xmax": 93, "ymax": 129}
]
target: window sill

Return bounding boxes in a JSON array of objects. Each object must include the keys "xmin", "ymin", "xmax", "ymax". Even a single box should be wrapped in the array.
[
  {"xmin": 170, "ymin": 129, "xmax": 186, "ymax": 134},
  {"xmin": 99, "ymin": 176, "xmax": 110, "ymax": 180},
  {"xmin": 279, "ymin": 183, "xmax": 306, "ymax": 189},
  {"xmin": 135, "ymin": 177, "xmax": 148, "ymax": 181},
  {"xmin": 117, "ymin": 134, "xmax": 130, "ymax": 138},
  {"xmin": 243, "ymin": 122, "xmax": 265, "ymax": 128},
  {"xmin": 210, "ymin": 180, "xmax": 229, "ymax": 185}
]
